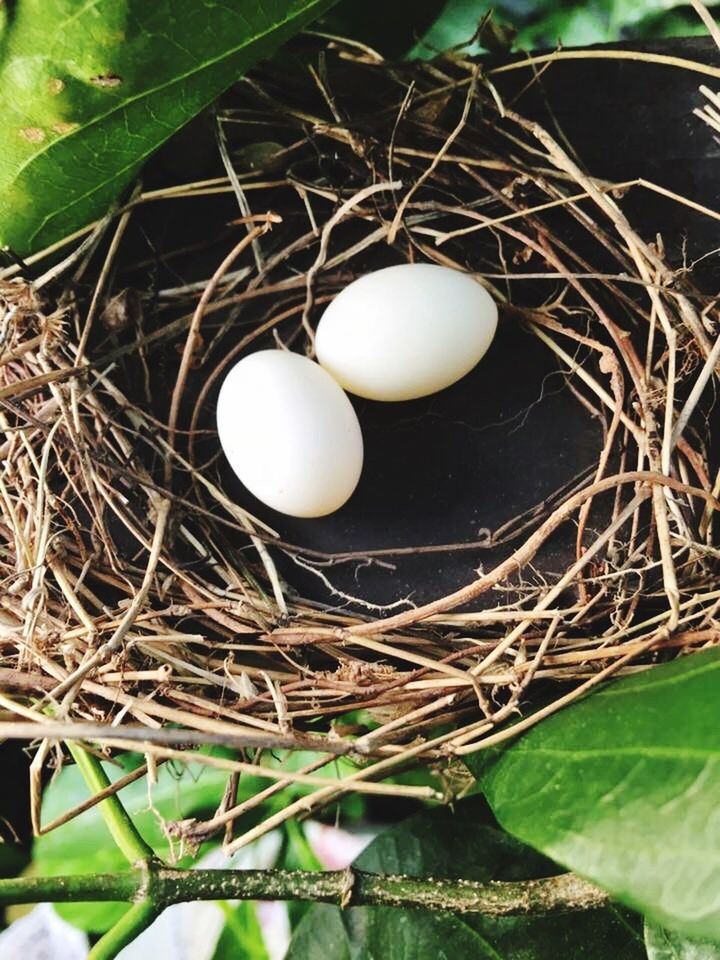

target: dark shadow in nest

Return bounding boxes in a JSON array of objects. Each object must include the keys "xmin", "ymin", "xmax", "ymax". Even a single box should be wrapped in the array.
[{"xmin": 214, "ymin": 317, "xmax": 602, "ymax": 611}]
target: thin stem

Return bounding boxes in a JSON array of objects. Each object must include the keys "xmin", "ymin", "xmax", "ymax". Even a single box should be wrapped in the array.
[
  {"xmin": 66, "ymin": 743, "xmax": 155, "ymax": 865},
  {"xmin": 0, "ymin": 866, "xmax": 609, "ymax": 917},
  {"xmin": 488, "ymin": 48, "xmax": 720, "ymax": 81},
  {"xmin": 0, "ymin": 722, "xmax": 362, "ymax": 756},
  {"xmin": 89, "ymin": 900, "xmax": 160, "ymax": 960},
  {"xmin": 165, "ymin": 218, "xmax": 277, "ymax": 483}
]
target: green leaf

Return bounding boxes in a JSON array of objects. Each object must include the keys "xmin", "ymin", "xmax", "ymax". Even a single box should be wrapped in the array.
[
  {"xmin": 37, "ymin": 754, "xmax": 229, "ymax": 872},
  {"xmin": 627, "ymin": 9, "xmax": 712, "ymax": 40},
  {"xmin": 0, "ymin": 0, "xmax": 337, "ymax": 255},
  {"xmin": 286, "ymin": 797, "xmax": 646, "ymax": 959},
  {"xmin": 468, "ymin": 650, "xmax": 720, "ymax": 943},
  {"xmin": 515, "ymin": 4, "xmax": 612, "ymax": 49},
  {"xmin": 609, "ymin": 0, "xmax": 720, "ymax": 30},
  {"xmin": 644, "ymin": 920, "xmax": 720, "ymax": 960},
  {"xmin": 212, "ymin": 901, "xmax": 270, "ymax": 960},
  {"xmin": 408, "ymin": 0, "xmax": 488, "ymax": 58},
  {"xmin": 405, "ymin": 0, "xmax": 720, "ymax": 56}
]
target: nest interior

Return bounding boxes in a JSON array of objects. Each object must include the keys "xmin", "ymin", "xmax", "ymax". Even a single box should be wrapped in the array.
[{"xmin": 1, "ymin": 36, "xmax": 719, "ymax": 845}]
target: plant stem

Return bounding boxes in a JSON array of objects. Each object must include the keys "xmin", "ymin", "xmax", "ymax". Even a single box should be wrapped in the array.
[
  {"xmin": 0, "ymin": 866, "xmax": 609, "ymax": 917},
  {"xmin": 0, "ymin": 872, "xmax": 138, "ymax": 903},
  {"xmin": 64, "ymin": 744, "xmax": 159, "ymax": 960},
  {"xmin": 66, "ymin": 743, "xmax": 155, "ymax": 864},
  {"xmin": 88, "ymin": 900, "xmax": 160, "ymax": 960}
]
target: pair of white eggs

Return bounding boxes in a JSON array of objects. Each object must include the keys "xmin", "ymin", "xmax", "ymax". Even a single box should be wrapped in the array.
[{"xmin": 217, "ymin": 263, "xmax": 498, "ymax": 518}]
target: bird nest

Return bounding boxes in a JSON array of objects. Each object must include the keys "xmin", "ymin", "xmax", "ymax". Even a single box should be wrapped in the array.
[{"xmin": 1, "ymin": 37, "xmax": 719, "ymax": 845}]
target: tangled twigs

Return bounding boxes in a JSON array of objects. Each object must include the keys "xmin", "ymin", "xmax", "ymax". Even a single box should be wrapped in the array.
[
  {"xmin": 1, "ymin": 36, "xmax": 719, "ymax": 846},
  {"xmin": 43, "ymin": 499, "xmax": 171, "ymax": 704},
  {"xmin": 166, "ymin": 213, "xmax": 280, "ymax": 483},
  {"xmin": 347, "ymin": 472, "xmax": 719, "ymax": 635},
  {"xmin": 164, "ymin": 211, "xmax": 289, "ymax": 614}
]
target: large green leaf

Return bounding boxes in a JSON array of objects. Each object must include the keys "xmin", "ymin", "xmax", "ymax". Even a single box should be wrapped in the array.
[
  {"xmin": 286, "ymin": 797, "xmax": 645, "ymax": 959},
  {"xmin": 468, "ymin": 650, "xmax": 720, "ymax": 943},
  {"xmin": 0, "ymin": 0, "xmax": 336, "ymax": 255},
  {"xmin": 644, "ymin": 920, "xmax": 720, "ymax": 960}
]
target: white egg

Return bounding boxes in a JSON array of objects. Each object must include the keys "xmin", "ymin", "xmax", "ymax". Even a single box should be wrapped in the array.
[
  {"xmin": 217, "ymin": 350, "xmax": 363, "ymax": 518},
  {"xmin": 315, "ymin": 263, "xmax": 498, "ymax": 401}
]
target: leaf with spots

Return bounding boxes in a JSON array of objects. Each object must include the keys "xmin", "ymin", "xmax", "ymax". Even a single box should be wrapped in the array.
[
  {"xmin": 0, "ymin": 0, "xmax": 337, "ymax": 255},
  {"xmin": 286, "ymin": 797, "xmax": 646, "ymax": 959},
  {"xmin": 466, "ymin": 649, "xmax": 720, "ymax": 943}
]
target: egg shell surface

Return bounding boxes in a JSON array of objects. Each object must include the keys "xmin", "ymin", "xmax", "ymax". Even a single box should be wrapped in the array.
[
  {"xmin": 315, "ymin": 263, "xmax": 498, "ymax": 401},
  {"xmin": 216, "ymin": 350, "xmax": 364, "ymax": 518}
]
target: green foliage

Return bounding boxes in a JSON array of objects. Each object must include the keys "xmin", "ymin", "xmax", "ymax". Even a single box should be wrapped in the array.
[
  {"xmin": 409, "ymin": 0, "xmax": 507, "ymax": 56},
  {"xmin": 467, "ymin": 650, "xmax": 720, "ymax": 943},
  {"xmin": 211, "ymin": 901, "xmax": 270, "ymax": 960},
  {"xmin": 509, "ymin": 0, "xmax": 720, "ymax": 48},
  {"xmin": 286, "ymin": 797, "xmax": 645, "ymax": 959},
  {"xmin": 38, "ymin": 755, "xmax": 228, "ymax": 871},
  {"xmin": 633, "ymin": 12, "xmax": 711, "ymax": 40},
  {"xmin": 0, "ymin": 0, "xmax": 337, "ymax": 255},
  {"xmin": 644, "ymin": 921, "xmax": 720, "ymax": 960},
  {"xmin": 399, "ymin": 0, "xmax": 720, "ymax": 56}
]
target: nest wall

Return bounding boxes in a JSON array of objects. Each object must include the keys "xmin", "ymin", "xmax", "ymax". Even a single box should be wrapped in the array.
[{"xmin": 1, "ymin": 38, "xmax": 719, "ymax": 844}]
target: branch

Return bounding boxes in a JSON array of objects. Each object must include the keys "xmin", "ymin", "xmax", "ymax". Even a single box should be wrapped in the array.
[
  {"xmin": 63, "ymin": 746, "xmax": 159, "ymax": 959},
  {"xmin": 0, "ymin": 721, "xmax": 362, "ymax": 756},
  {"xmin": 89, "ymin": 900, "xmax": 160, "ymax": 960},
  {"xmin": 0, "ymin": 866, "xmax": 609, "ymax": 917},
  {"xmin": 66, "ymin": 743, "xmax": 155, "ymax": 865}
]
